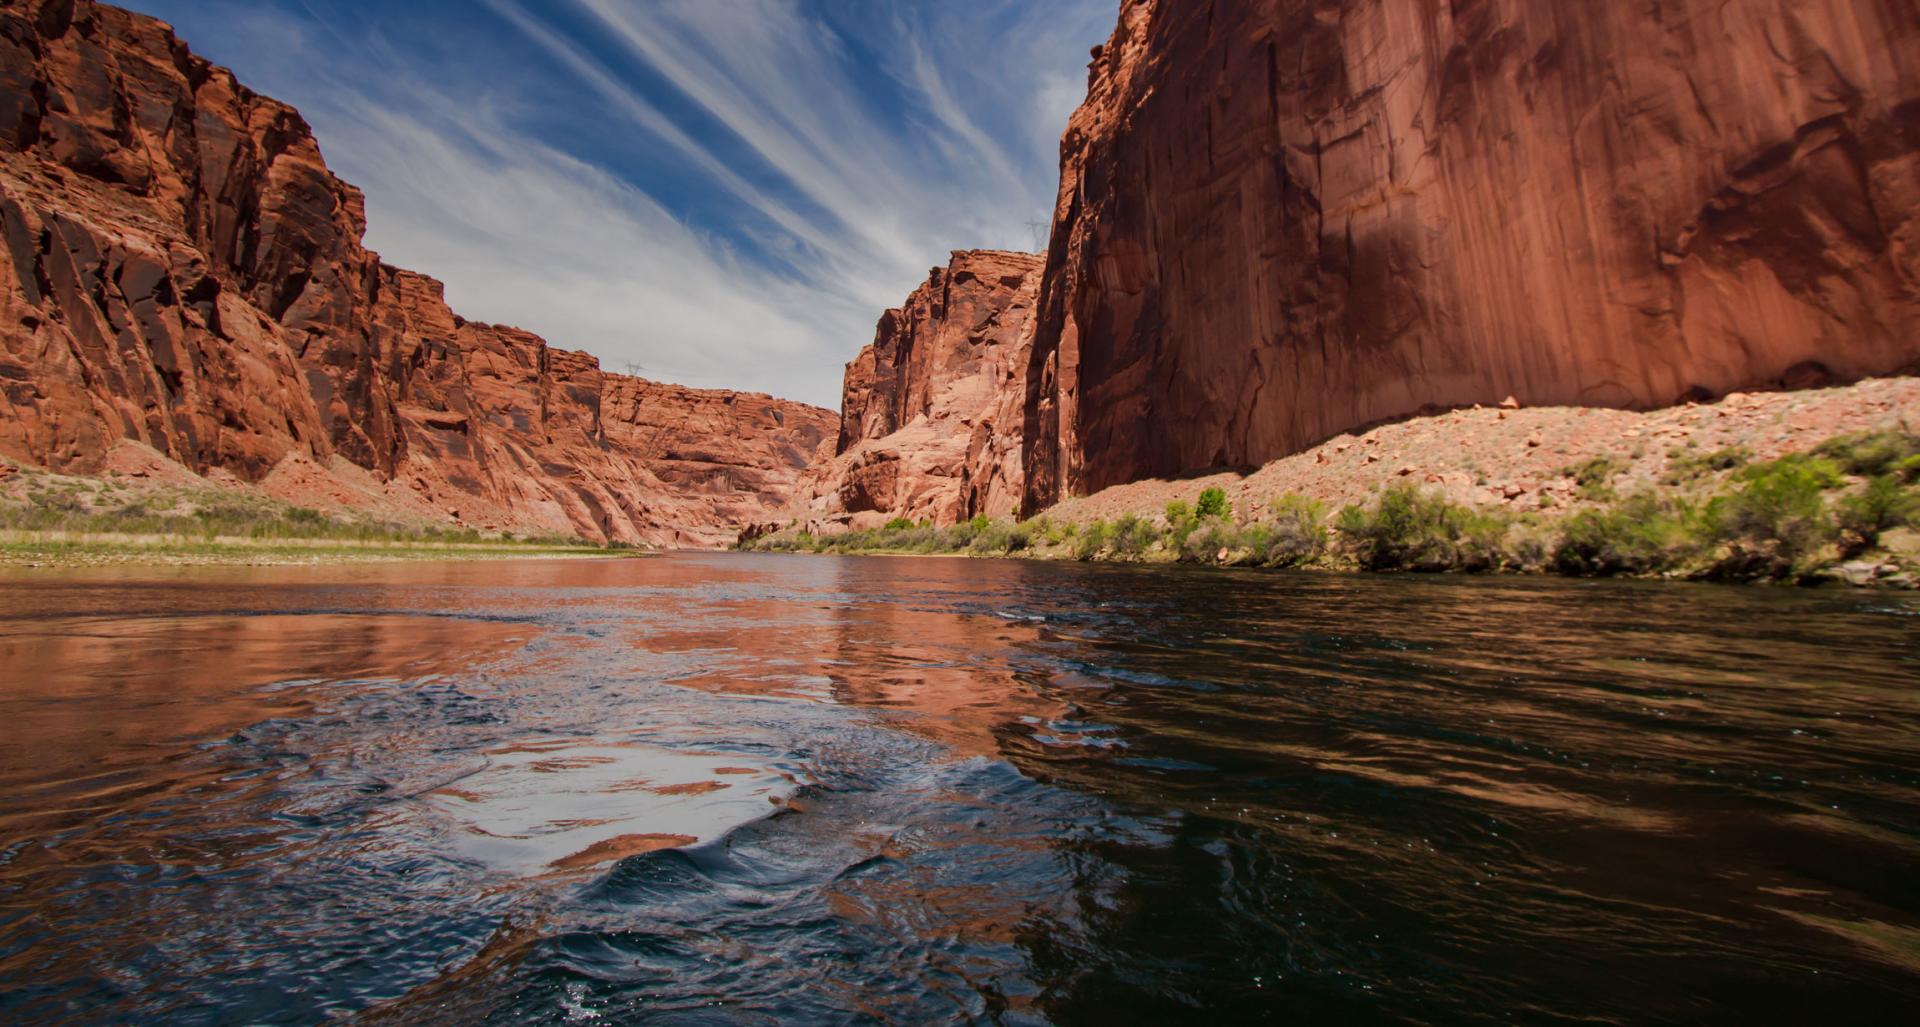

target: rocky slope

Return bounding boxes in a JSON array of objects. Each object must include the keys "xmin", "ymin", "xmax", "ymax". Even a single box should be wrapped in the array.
[
  {"xmin": 1042, "ymin": 377, "xmax": 1920, "ymax": 533},
  {"xmin": 0, "ymin": 0, "xmax": 833, "ymax": 546},
  {"xmin": 1021, "ymin": 0, "xmax": 1920, "ymax": 510},
  {"xmin": 796, "ymin": 250, "xmax": 1042, "ymax": 528}
]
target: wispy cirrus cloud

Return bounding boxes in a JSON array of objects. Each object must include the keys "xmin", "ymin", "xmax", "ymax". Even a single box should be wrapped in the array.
[{"xmin": 134, "ymin": 0, "xmax": 1114, "ymax": 407}]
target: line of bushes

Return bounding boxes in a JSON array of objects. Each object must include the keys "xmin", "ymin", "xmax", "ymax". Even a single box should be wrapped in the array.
[
  {"xmin": 746, "ymin": 431, "xmax": 1920, "ymax": 585},
  {"xmin": 752, "ymin": 514, "xmax": 1051, "ymax": 557}
]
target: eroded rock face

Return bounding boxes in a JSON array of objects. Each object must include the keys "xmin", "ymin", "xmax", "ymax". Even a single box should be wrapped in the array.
[
  {"xmin": 0, "ymin": 0, "xmax": 834, "ymax": 545},
  {"xmin": 1022, "ymin": 0, "xmax": 1920, "ymax": 509},
  {"xmin": 803, "ymin": 250, "xmax": 1042, "ymax": 527}
]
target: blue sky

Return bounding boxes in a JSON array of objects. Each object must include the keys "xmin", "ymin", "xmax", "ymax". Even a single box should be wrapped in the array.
[{"xmin": 134, "ymin": 0, "xmax": 1114, "ymax": 407}]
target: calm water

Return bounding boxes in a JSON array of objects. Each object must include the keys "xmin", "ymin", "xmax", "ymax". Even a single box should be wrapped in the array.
[{"xmin": 0, "ymin": 554, "xmax": 1916, "ymax": 1024}]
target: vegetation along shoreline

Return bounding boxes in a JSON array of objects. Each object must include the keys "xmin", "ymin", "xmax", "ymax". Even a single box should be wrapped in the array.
[{"xmin": 745, "ymin": 425, "xmax": 1920, "ymax": 590}]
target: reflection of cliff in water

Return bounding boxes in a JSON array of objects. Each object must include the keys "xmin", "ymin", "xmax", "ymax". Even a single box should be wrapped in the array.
[
  {"xmin": 989, "ymin": 569, "xmax": 1920, "ymax": 1022},
  {"xmin": 0, "ymin": 604, "xmax": 526, "ymax": 844}
]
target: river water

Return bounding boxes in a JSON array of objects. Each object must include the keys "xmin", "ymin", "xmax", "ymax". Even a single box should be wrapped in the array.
[{"xmin": 0, "ymin": 553, "xmax": 1916, "ymax": 1023}]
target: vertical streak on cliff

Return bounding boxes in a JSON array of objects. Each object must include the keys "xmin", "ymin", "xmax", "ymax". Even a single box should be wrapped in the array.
[{"xmin": 1022, "ymin": 0, "xmax": 1920, "ymax": 511}]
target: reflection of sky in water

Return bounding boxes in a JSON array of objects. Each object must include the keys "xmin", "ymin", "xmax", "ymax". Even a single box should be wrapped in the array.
[{"xmin": 424, "ymin": 738, "xmax": 794, "ymax": 876}]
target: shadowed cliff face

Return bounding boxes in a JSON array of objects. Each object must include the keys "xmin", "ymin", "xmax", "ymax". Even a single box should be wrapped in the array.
[
  {"xmin": 1022, "ymin": 0, "xmax": 1920, "ymax": 509},
  {"xmin": 800, "ymin": 250, "xmax": 1043, "ymax": 527},
  {"xmin": 0, "ymin": 0, "xmax": 834, "ymax": 546}
]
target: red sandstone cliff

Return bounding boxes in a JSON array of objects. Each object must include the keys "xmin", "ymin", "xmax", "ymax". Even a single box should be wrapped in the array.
[
  {"xmin": 800, "ymin": 250, "xmax": 1042, "ymax": 527},
  {"xmin": 0, "ymin": 0, "xmax": 834, "ymax": 545},
  {"xmin": 1022, "ymin": 0, "xmax": 1920, "ymax": 510}
]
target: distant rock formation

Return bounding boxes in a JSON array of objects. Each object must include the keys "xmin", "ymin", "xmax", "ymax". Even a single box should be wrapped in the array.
[
  {"xmin": 0, "ymin": 0, "xmax": 833, "ymax": 546},
  {"xmin": 1021, "ymin": 0, "xmax": 1920, "ymax": 510},
  {"xmin": 799, "ymin": 249, "xmax": 1042, "ymax": 528}
]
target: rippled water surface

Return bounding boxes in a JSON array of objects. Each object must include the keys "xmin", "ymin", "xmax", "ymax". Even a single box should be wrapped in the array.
[{"xmin": 1, "ymin": 553, "xmax": 1917, "ymax": 1023}]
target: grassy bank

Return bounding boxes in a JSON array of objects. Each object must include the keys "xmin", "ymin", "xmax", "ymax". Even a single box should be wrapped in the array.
[
  {"xmin": 0, "ymin": 534, "xmax": 623, "ymax": 568},
  {"xmin": 0, "ymin": 466, "xmax": 629, "ymax": 567},
  {"xmin": 743, "ymin": 430, "xmax": 1920, "ymax": 588}
]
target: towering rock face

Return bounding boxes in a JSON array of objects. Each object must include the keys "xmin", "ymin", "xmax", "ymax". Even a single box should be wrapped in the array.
[
  {"xmin": 802, "ymin": 250, "xmax": 1042, "ymax": 527},
  {"xmin": 1023, "ymin": 0, "xmax": 1920, "ymax": 509},
  {"xmin": 0, "ymin": 0, "xmax": 833, "ymax": 545}
]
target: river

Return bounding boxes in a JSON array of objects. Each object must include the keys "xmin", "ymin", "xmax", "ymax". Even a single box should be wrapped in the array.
[{"xmin": 0, "ymin": 553, "xmax": 1916, "ymax": 1023}]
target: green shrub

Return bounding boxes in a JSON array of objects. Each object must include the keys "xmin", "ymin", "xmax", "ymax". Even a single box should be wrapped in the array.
[
  {"xmin": 1179, "ymin": 521, "xmax": 1242, "ymax": 563},
  {"xmin": 1109, "ymin": 513, "xmax": 1155, "ymax": 558},
  {"xmin": 942, "ymin": 517, "xmax": 983, "ymax": 548},
  {"xmin": 883, "ymin": 516, "xmax": 916, "ymax": 532},
  {"xmin": 1195, "ymin": 487, "xmax": 1229, "ymax": 520},
  {"xmin": 969, "ymin": 521, "xmax": 1015, "ymax": 555},
  {"xmin": 750, "ymin": 529, "xmax": 819, "ymax": 553},
  {"xmin": 1835, "ymin": 476, "xmax": 1917, "ymax": 554},
  {"xmin": 954, "ymin": 519, "xmax": 1034, "ymax": 556},
  {"xmin": 1696, "ymin": 454, "xmax": 1844, "ymax": 577},
  {"xmin": 1553, "ymin": 494, "xmax": 1700, "ymax": 576},
  {"xmin": 1815, "ymin": 431, "xmax": 1920, "ymax": 479},
  {"xmin": 1567, "ymin": 456, "xmax": 1625, "ymax": 501},
  {"xmin": 1335, "ymin": 485, "xmax": 1508, "ymax": 572},
  {"xmin": 1705, "ymin": 455, "xmax": 1840, "ymax": 541},
  {"xmin": 1162, "ymin": 499, "xmax": 1200, "ymax": 549},
  {"xmin": 1256, "ymin": 493, "xmax": 1328, "ymax": 567},
  {"xmin": 1074, "ymin": 519, "xmax": 1113, "ymax": 561}
]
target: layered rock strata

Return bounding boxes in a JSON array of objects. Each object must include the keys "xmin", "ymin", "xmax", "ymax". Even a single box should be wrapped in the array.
[
  {"xmin": 1022, "ymin": 0, "xmax": 1920, "ymax": 509},
  {"xmin": 799, "ymin": 250, "xmax": 1042, "ymax": 527},
  {"xmin": 0, "ymin": 0, "xmax": 833, "ymax": 546}
]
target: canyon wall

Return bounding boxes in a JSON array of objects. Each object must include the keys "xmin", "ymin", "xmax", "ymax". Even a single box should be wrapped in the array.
[
  {"xmin": 0, "ymin": 0, "xmax": 833, "ymax": 546},
  {"xmin": 1022, "ymin": 0, "xmax": 1920, "ymax": 509},
  {"xmin": 798, "ymin": 249, "xmax": 1042, "ymax": 527}
]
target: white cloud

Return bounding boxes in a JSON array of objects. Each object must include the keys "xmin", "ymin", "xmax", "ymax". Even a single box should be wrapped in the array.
[{"xmin": 138, "ymin": 0, "xmax": 1116, "ymax": 408}]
